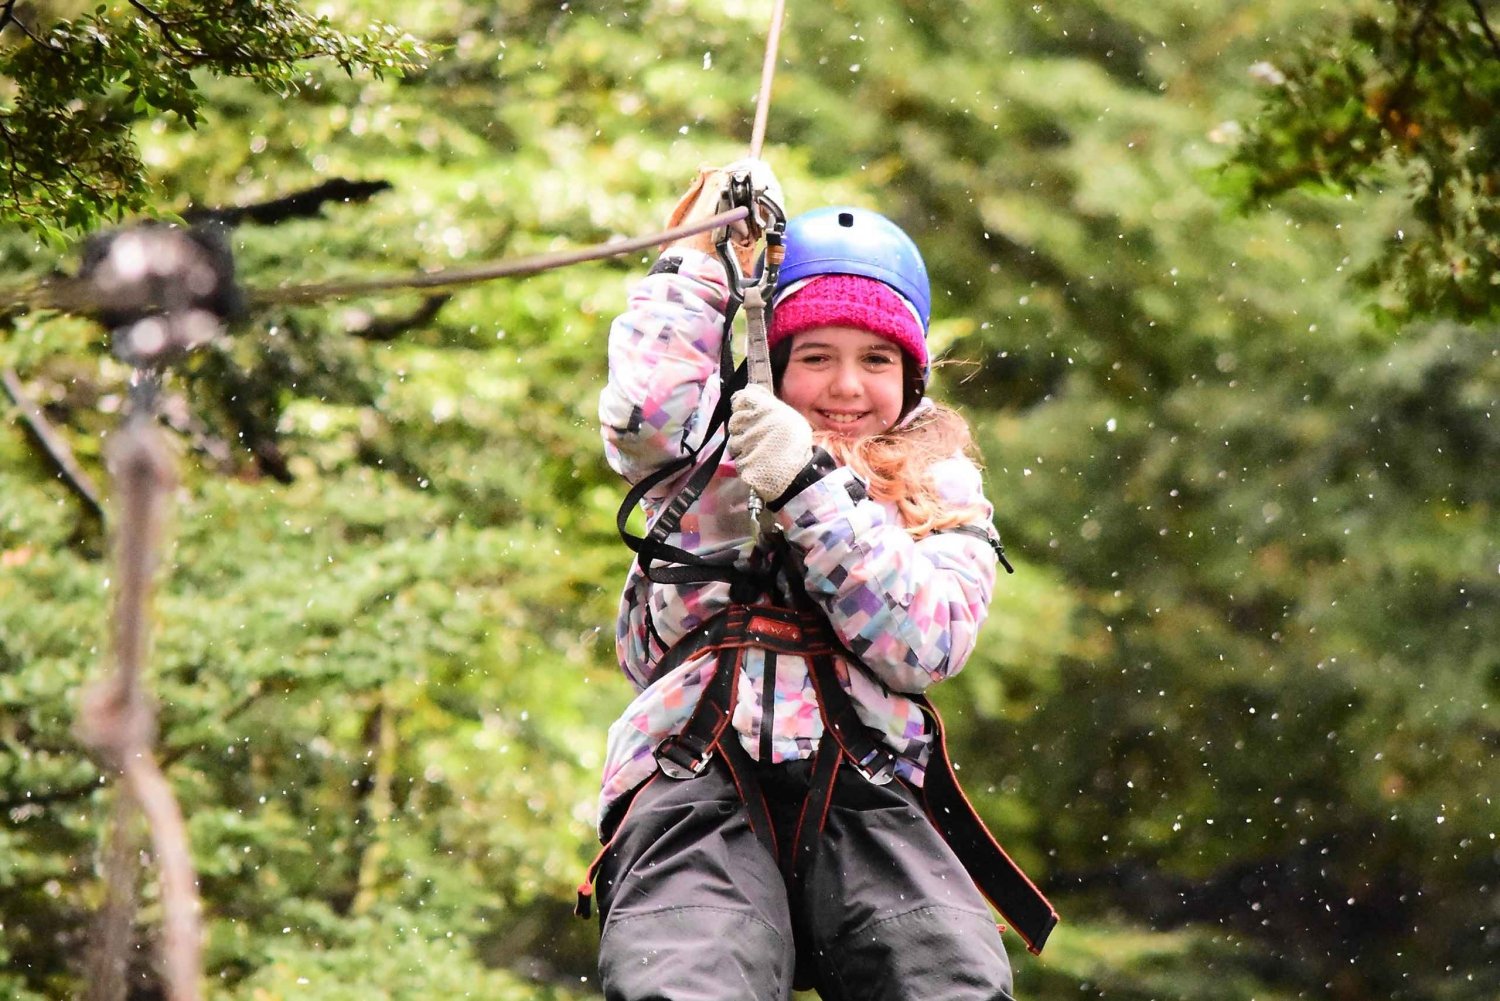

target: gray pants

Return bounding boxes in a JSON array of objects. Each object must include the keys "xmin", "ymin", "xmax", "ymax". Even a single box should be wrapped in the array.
[{"xmin": 595, "ymin": 758, "xmax": 1015, "ymax": 1001}]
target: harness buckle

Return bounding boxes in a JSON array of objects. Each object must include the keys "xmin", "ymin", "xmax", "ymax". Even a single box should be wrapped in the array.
[
  {"xmin": 856, "ymin": 746, "xmax": 896, "ymax": 786},
  {"xmin": 654, "ymin": 734, "xmax": 714, "ymax": 780}
]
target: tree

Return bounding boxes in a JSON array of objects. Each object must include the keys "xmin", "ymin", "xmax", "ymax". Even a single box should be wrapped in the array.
[
  {"xmin": 0, "ymin": 0, "xmax": 425, "ymax": 236},
  {"xmin": 1225, "ymin": 0, "xmax": 1500, "ymax": 321},
  {"xmin": 3, "ymin": 1, "xmax": 1496, "ymax": 999}
]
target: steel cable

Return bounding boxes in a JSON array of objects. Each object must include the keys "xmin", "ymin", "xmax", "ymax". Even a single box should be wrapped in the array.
[{"xmin": 4, "ymin": 7, "xmax": 790, "ymax": 318}]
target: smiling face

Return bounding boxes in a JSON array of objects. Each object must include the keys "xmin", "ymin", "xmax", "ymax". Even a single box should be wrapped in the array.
[{"xmin": 777, "ymin": 326, "xmax": 907, "ymax": 439}]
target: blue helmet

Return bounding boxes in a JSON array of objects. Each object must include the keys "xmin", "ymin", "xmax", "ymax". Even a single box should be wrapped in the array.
[{"xmin": 775, "ymin": 206, "xmax": 931, "ymax": 330}]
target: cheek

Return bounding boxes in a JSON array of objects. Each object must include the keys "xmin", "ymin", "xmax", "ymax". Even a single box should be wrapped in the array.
[
  {"xmin": 870, "ymin": 371, "xmax": 907, "ymax": 424},
  {"xmin": 776, "ymin": 369, "xmax": 820, "ymax": 417}
]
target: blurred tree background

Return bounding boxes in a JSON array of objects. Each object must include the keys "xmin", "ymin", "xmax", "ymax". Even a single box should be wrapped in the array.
[{"xmin": 2, "ymin": 0, "xmax": 1496, "ymax": 998}]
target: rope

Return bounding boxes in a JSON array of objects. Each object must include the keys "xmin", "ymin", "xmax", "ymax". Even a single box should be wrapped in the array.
[
  {"xmin": 749, "ymin": 0, "xmax": 788, "ymax": 160},
  {"xmin": 77, "ymin": 388, "xmax": 205, "ymax": 1001}
]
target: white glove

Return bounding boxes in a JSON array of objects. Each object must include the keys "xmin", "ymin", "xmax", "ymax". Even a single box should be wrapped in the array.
[{"xmin": 728, "ymin": 384, "xmax": 813, "ymax": 503}]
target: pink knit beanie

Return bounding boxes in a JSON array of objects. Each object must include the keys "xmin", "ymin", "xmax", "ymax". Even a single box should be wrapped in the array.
[{"xmin": 768, "ymin": 274, "xmax": 929, "ymax": 370}]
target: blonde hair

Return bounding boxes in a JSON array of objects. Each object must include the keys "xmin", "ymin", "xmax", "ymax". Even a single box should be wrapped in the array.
[{"xmin": 814, "ymin": 403, "xmax": 988, "ymax": 540}]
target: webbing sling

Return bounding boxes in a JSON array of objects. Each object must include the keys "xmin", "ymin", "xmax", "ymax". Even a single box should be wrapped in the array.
[{"xmin": 913, "ymin": 691, "xmax": 1059, "ymax": 954}]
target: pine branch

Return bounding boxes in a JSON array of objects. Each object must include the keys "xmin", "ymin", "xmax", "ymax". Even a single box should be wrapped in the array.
[
  {"xmin": 183, "ymin": 178, "xmax": 393, "ymax": 227},
  {"xmin": 345, "ymin": 293, "xmax": 451, "ymax": 341},
  {"xmin": 1469, "ymin": 0, "xmax": 1500, "ymax": 58},
  {"xmin": 0, "ymin": 687, "xmax": 268, "ymax": 815}
]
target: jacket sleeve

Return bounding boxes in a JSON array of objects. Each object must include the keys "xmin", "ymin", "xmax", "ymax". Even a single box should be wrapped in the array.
[
  {"xmin": 599, "ymin": 250, "xmax": 732, "ymax": 487},
  {"xmin": 775, "ymin": 455, "xmax": 1000, "ymax": 694}
]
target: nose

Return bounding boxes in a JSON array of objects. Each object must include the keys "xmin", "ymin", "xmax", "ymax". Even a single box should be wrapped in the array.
[{"xmin": 829, "ymin": 358, "xmax": 863, "ymax": 397}]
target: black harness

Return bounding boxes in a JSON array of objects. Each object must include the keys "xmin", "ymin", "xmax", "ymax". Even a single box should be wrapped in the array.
[{"xmin": 579, "ymin": 254, "xmax": 1058, "ymax": 956}]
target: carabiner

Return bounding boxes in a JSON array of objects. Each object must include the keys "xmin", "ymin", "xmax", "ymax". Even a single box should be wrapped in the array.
[{"xmin": 753, "ymin": 191, "xmax": 787, "ymax": 295}]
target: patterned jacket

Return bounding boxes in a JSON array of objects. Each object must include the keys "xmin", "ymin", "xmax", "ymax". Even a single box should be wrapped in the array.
[{"xmin": 597, "ymin": 249, "xmax": 1001, "ymax": 830}]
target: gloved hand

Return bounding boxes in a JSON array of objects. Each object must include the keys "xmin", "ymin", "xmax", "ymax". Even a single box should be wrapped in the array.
[
  {"xmin": 662, "ymin": 158, "xmax": 784, "ymax": 274},
  {"xmin": 728, "ymin": 384, "xmax": 813, "ymax": 502}
]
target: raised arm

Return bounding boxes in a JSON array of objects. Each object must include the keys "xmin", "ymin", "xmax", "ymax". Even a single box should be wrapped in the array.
[
  {"xmin": 600, "ymin": 160, "xmax": 781, "ymax": 487},
  {"xmin": 599, "ymin": 250, "xmax": 732, "ymax": 485}
]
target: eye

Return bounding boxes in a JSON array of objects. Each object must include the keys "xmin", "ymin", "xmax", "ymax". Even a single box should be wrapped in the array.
[{"xmin": 864, "ymin": 351, "xmax": 899, "ymax": 367}]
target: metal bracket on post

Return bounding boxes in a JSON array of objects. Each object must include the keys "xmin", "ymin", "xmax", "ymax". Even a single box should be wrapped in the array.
[{"xmin": 82, "ymin": 223, "xmax": 242, "ymax": 372}]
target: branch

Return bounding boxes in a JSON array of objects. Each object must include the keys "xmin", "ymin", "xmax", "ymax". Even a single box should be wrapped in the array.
[
  {"xmin": 221, "ymin": 392, "xmax": 294, "ymax": 483},
  {"xmin": 1469, "ymin": 0, "xmax": 1500, "ymax": 58},
  {"xmin": 127, "ymin": 0, "xmax": 207, "ymax": 59},
  {"xmin": 345, "ymin": 293, "xmax": 450, "ymax": 341},
  {"xmin": 1393, "ymin": 0, "xmax": 1442, "ymax": 103},
  {"xmin": 0, "ymin": 1, "xmax": 61, "ymax": 50},
  {"xmin": 0, "ymin": 117, "xmax": 21, "ymax": 219},
  {"xmin": 0, "ymin": 774, "xmax": 106, "ymax": 813},
  {"xmin": 1, "ymin": 685, "xmax": 269, "ymax": 816},
  {"xmin": 350, "ymin": 695, "xmax": 397, "ymax": 916},
  {"xmin": 184, "ymin": 178, "xmax": 393, "ymax": 227},
  {"xmin": 2, "ymin": 367, "xmax": 107, "ymax": 521}
]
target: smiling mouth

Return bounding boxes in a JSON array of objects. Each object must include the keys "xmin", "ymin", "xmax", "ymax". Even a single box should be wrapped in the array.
[{"xmin": 817, "ymin": 410, "xmax": 868, "ymax": 426}]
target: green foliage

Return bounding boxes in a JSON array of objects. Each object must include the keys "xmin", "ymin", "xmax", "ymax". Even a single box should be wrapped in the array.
[
  {"xmin": 221, "ymin": 909, "xmax": 591, "ymax": 1000},
  {"xmin": 2, "ymin": 1, "xmax": 1497, "ymax": 999},
  {"xmin": 0, "ymin": 0, "xmax": 426, "ymax": 235},
  {"xmin": 1224, "ymin": 0, "xmax": 1500, "ymax": 321}
]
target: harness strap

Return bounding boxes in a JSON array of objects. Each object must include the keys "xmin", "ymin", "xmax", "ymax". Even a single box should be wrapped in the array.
[
  {"xmin": 801, "ymin": 645, "xmax": 897, "ymax": 784},
  {"xmin": 614, "ymin": 284, "xmax": 748, "ymax": 588},
  {"xmin": 592, "ymin": 577, "xmax": 1060, "ymax": 956},
  {"xmin": 914, "ymin": 694, "xmax": 1059, "ymax": 954},
  {"xmin": 788, "ymin": 725, "xmax": 841, "ymax": 885},
  {"xmin": 774, "ymin": 542, "xmax": 896, "ymax": 787},
  {"xmin": 713, "ymin": 706, "xmax": 779, "ymax": 859},
  {"xmin": 774, "ymin": 537, "xmax": 1059, "ymax": 954},
  {"xmin": 614, "ymin": 376, "xmax": 745, "ymax": 587},
  {"xmin": 784, "ymin": 619, "xmax": 896, "ymax": 889}
]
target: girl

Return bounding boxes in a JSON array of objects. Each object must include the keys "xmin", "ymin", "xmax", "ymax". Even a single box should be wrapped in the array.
[{"xmin": 587, "ymin": 163, "xmax": 1046, "ymax": 1001}]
